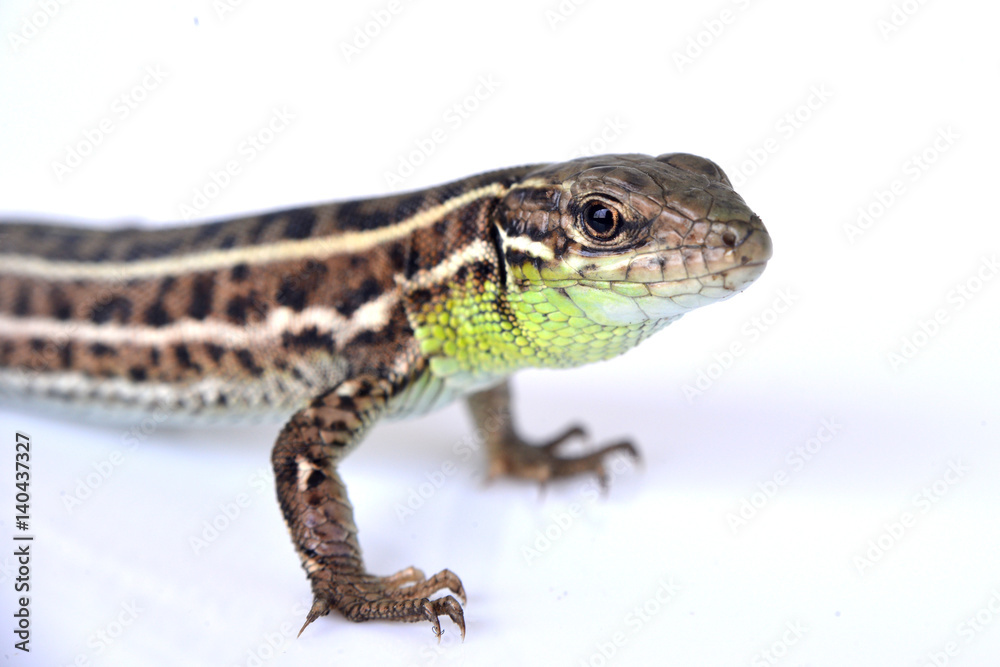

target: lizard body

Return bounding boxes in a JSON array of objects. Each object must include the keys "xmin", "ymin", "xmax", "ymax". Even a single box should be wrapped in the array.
[{"xmin": 0, "ymin": 153, "xmax": 771, "ymax": 636}]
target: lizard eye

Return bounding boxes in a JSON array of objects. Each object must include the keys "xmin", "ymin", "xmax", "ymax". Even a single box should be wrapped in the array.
[{"xmin": 581, "ymin": 201, "xmax": 621, "ymax": 241}]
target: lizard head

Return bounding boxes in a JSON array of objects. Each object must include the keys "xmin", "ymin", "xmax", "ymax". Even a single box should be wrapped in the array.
[{"xmin": 493, "ymin": 153, "xmax": 772, "ymax": 363}]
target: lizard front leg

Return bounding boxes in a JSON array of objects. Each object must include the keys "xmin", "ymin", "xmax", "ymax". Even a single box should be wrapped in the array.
[
  {"xmin": 272, "ymin": 374, "xmax": 466, "ymax": 638},
  {"xmin": 467, "ymin": 380, "xmax": 638, "ymax": 488}
]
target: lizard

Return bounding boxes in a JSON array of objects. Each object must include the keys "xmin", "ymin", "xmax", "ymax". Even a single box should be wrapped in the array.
[{"xmin": 0, "ymin": 152, "xmax": 771, "ymax": 638}]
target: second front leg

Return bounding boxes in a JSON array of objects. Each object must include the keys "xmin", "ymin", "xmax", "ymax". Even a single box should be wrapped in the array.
[
  {"xmin": 466, "ymin": 380, "xmax": 639, "ymax": 488},
  {"xmin": 272, "ymin": 375, "xmax": 466, "ymax": 638}
]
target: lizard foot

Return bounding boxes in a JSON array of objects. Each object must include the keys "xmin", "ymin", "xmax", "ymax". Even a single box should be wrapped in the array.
[
  {"xmin": 487, "ymin": 424, "xmax": 639, "ymax": 489},
  {"xmin": 299, "ymin": 566, "xmax": 466, "ymax": 640}
]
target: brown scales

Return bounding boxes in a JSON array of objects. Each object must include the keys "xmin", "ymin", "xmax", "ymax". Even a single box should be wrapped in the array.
[{"xmin": 0, "ymin": 154, "xmax": 767, "ymax": 638}]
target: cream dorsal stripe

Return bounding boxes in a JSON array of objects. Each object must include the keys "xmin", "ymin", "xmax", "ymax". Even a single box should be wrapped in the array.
[{"xmin": 0, "ymin": 183, "xmax": 508, "ymax": 281}]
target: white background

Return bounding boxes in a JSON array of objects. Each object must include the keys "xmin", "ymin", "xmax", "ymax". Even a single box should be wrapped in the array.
[{"xmin": 1, "ymin": 1, "xmax": 999, "ymax": 665}]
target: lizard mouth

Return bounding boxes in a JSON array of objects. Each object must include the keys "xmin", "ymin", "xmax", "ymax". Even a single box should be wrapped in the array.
[
  {"xmin": 547, "ymin": 228, "xmax": 772, "ymax": 326},
  {"xmin": 620, "ymin": 260, "xmax": 768, "ymax": 321},
  {"xmin": 627, "ymin": 223, "xmax": 772, "ymax": 289}
]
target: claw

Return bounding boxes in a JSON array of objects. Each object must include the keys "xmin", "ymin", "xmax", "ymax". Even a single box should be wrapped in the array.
[
  {"xmin": 586, "ymin": 441, "xmax": 640, "ymax": 491},
  {"xmin": 297, "ymin": 596, "xmax": 331, "ymax": 637},
  {"xmin": 422, "ymin": 595, "xmax": 465, "ymax": 642},
  {"xmin": 298, "ymin": 568, "xmax": 467, "ymax": 638},
  {"xmin": 469, "ymin": 381, "xmax": 640, "ymax": 490},
  {"xmin": 425, "ymin": 601, "xmax": 443, "ymax": 640},
  {"xmin": 540, "ymin": 425, "xmax": 587, "ymax": 452},
  {"xmin": 492, "ymin": 430, "xmax": 639, "ymax": 489},
  {"xmin": 439, "ymin": 596, "xmax": 466, "ymax": 641}
]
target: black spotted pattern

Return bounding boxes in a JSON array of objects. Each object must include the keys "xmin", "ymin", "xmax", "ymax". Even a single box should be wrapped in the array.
[
  {"xmin": 275, "ymin": 278, "xmax": 307, "ymax": 311},
  {"xmin": 235, "ymin": 349, "xmax": 264, "ymax": 376},
  {"xmin": 187, "ymin": 275, "xmax": 215, "ymax": 320},
  {"xmin": 283, "ymin": 209, "xmax": 317, "ymax": 239},
  {"xmin": 334, "ymin": 277, "xmax": 380, "ymax": 318}
]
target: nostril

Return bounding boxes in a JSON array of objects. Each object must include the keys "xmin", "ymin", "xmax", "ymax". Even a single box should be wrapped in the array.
[{"xmin": 722, "ymin": 231, "xmax": 737, "ymax": 248}]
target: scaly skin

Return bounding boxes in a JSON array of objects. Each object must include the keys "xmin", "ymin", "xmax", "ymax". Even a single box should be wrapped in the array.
[
  {"xmin": 0, "ymin": 152, "xmax": 771, "ymax": 638},
  {"xmin": 407, "ymin": 153, "xmax": 770, "ymax": 390}
]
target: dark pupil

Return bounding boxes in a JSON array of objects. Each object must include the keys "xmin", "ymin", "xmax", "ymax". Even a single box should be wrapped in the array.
[{"xmin": 585, "ymin": 204, "xmax": 615, "ymax": 236}]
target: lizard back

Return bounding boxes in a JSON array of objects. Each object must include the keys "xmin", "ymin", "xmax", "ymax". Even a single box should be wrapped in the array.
[{"xmin": 0, "ymin": 166, "xmax": 533, "ymax": 423}]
